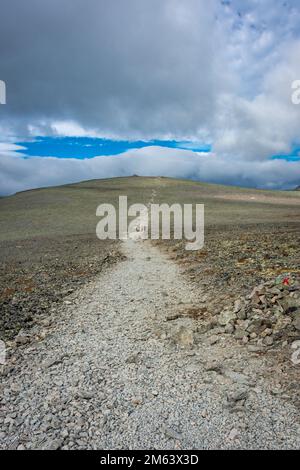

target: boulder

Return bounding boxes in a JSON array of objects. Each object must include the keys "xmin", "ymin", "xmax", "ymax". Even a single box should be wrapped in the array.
[{"xmin": 218, "ymin": 310, "xmax": 236, "ymax": 326}]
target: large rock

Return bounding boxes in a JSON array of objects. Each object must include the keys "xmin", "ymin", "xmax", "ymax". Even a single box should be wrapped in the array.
[
  {"xmin": 233, "ymin": 299, "xmax": 243, "ymax": 313},
  {"xmin": 237, "ymin": 308, "xmax": 247, "ymax": 320},
  {"xmin": 218, "ymin": 310, "xmax": 236, "ymax": 326},
  {"xmin": 292, "ymin": 313, "xmax": 300, "ymax": 331},
  {"xmin": 235, "ymin": 329, "xmax": 248, "ymax": 340},
  {"xmin": 281, "ymin": 297, "xmax": 300, "ymax": 314},
  {"xmin": 172, "ymin": 325, "xmax": 194, "ymax": 348},
  {"xmin": 246, "ymin": 317, "xmax": 263, "ymax": 334},
  {"xmin": 15, "ymin": 330, "xmax": 31, "ymax": 345}
]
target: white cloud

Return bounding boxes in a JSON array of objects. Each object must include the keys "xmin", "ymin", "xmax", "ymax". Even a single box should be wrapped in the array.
[
  {"xmin": 0, "ymin": 146, "xmax": 299, "ymax": 196},
  {"xmin": 0, "ymin": 143, "xmax": 26, "ymax": 156},
  {"xmin": 213, "ymin": 6, "xmax": 300, "ymax": 162},
  {"xmin": 0, "ymin": 0, "xmax": 300, "ymax": 192},
  {"xmin": 49, "ymin": 121, "xmax": 102, "ymax": 139}
]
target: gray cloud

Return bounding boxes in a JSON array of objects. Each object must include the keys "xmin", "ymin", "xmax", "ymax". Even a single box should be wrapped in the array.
[
  {"xmin": 0, "ymin": 0, "xmax": 300, "ymax": 193},
  {"xmin": 1, "ymin": 146, "xmax": 299, "ymax": 196},
  {"xmin": 0, "ymin": 0, "xmax": 217, "ymax": 140}
]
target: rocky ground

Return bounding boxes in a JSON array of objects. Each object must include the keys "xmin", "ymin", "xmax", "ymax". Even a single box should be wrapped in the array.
[
  {"xmin": 0, "ymin": 235, "xmax": 123, "ymax": 340},
  {"xmin": 159, "ymin": 223, "xmax": 300, "ymax": 408},
  {"xmin": 1, "ymin": 238, "xmax": 299, "ymax": 450}
]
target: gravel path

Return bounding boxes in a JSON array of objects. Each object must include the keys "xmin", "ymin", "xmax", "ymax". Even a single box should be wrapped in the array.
[{"xmin": 1, "ymin": 239, "xmax": 300, "ymax": 450}]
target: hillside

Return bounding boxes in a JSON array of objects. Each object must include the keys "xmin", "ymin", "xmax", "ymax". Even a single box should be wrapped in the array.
[
  {"xmin": 1, "ymin": 176, "xmax": 299, "ymax": 336},
  {"xmin": 1, "ymin": 177, "xmax": 300, "ymax": 449},
  {"xmin": 1, "ymin": 176, "xmax": 300, "ymax": 242}
]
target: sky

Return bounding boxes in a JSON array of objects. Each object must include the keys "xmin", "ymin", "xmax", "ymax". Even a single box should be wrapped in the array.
[{"xmin": 0, "ymin": 0, "xmax": 300, "ymax": 195}]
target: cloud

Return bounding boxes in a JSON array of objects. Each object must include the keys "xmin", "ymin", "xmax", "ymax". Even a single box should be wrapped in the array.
[
  {"xmin": 0, "ymin": 146, "xmax": 299, "ymax": 196},
  {"xmin": 212, "ymin": 1, "xmax": 300, "ymax": 161},
  {"xmin": 0, "ymin": 0, "xmax": 217, "ymax": 140},
  {"xmin": 0, "ymin": 0, "xmax": 300, "ymax": 192},
  {"xmin": 0, "ymin": 143, "xmax": 27, "ymax": 159}
]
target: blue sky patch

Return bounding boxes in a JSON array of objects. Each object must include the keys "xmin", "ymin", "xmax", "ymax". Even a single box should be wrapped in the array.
[
  {"xmin": 272, "ymin": 145, "xmax": 300, "ymax": 162},
  {"xmin": 16, "ymin": 137, "xmax": 212, "ymax": 159}
]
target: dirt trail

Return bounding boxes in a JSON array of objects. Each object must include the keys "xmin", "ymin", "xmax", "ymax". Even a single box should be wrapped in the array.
[{"xmin": 1, "ymin": 239, "xmax": 299, "ymax": 449}]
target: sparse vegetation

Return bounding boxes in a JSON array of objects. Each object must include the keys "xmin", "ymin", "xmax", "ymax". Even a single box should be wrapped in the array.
[{"xmin": 1, "ymin": 177, "xmax": 299, "ymax": 340}]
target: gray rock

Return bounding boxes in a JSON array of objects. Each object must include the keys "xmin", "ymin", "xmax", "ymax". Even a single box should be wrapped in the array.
[
  {"xmin": 233, "ymin": 300, "xmax": 243, "ymax": 313},
  {"xmin": 172, "ymin": 326, "xmax": 194, "ymax": 348},
  {"xmin": 41, "ymin": 439, "xmax": 63, "ymax": 450},
  {"xmin": 163, "ymin": 426, "xmax": 182, "ymax": 441},
  {"xmin": 224, "ymin": 370, "xmax": 254, "ymax": 386},
  {"xmin": 77, "ymin": 390, "xmax": 95, "ymax": 400},
  {"xmin": 225, "ymin": 323, "xmax": 235, "ymax": 334},
  {"xmin": 208, "ymin": 335, "xmax": 220, "ymax": 345},
  {"xmin": 235, "ymin": 329, "xmax": 248, "ymax": 340},
  {"xmin": 125, "ymin": 353, "xmax": 140, "ymax": 364},
  {"xmin": 247, "ymin": 318, "xmax": 263, "ymax": 334},
  {"xmin": 263, "ymin": 336, "xmax": 274, "ymax": 346},
  {"xmin": 237, "ymin": 308, "xmax": 247, "ymax": 320},
  {"xmin": 42, "ymin": 356, "xmax": 65, "ymax": 369},
  {"xmin": 15, "ymin": 330, "xmax": 31, "ymax": 345},
  {"xmin": 218, "ymin": 310, "xmax": 236, "ymax": 326},
  {"xmin": 292, "ymin": 314, "xmax": 300, "ymax": 331},
  {"xmin": 226, "ymin": 388, "xmax": 249, "ymax": 406}
]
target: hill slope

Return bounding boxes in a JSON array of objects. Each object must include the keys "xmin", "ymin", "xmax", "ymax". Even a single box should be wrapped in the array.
[
  {"xmin": 0, "ymin": 177, "xmax": 300, "ymax": 449},
  {"xmin": 1, "ymin": 176, "xmax": 300, "ymax": 242}
]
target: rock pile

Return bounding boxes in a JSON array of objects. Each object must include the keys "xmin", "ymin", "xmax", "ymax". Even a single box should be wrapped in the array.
[{"xmin": 217, "ymin": 275, "xmax": 300, "ymax": 347}]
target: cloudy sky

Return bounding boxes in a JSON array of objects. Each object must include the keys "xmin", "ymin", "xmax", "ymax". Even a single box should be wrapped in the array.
[{"xmin": 1, "ymin": 0, "xmax": 300, "ymax": 195}]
